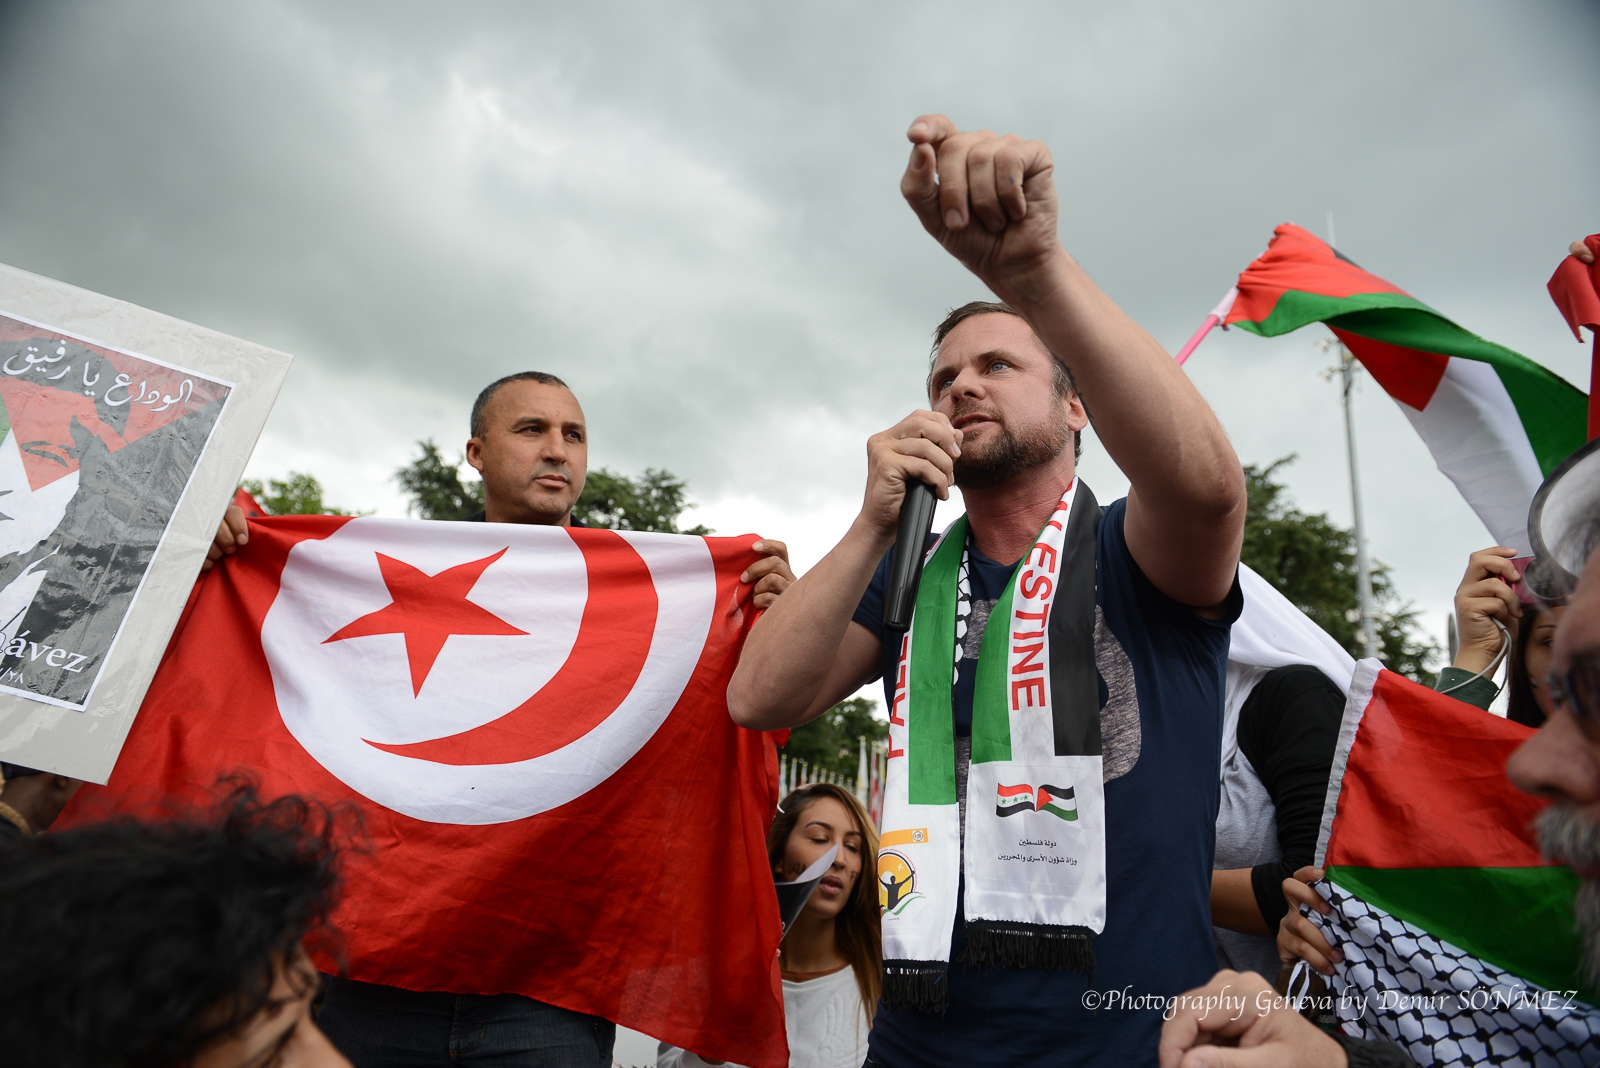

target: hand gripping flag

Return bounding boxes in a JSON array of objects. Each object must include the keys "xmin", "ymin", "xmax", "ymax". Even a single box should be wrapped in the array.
[
  {"xmin": 1305, "ymin": 661, "xmax": 1600, "ymax": 1062},
  {"xmin": 64, "ymin": 516, "xmax": 789, "ymax": 1068},
  {"xmin": 1219, "ymin": 223, "xmax": 1588, "ymax": 556}
]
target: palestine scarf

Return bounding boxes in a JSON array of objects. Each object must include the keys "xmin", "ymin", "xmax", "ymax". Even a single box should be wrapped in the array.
[{"xmin": 878, "ymin": 480, "xmax": 1104, "ymax": 1012}]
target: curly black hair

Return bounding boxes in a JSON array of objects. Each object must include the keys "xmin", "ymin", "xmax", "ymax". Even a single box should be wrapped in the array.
[{"xmin": 0, "ymin": 777, "xmax": 352, "ymax": 1067}]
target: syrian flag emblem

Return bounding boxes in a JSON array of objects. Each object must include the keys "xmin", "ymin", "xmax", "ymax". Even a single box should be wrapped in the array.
[
  {"xmin": 261, "ymin": 518, "xmax": 717, "ymax": 826},
  {"xmin": 996, "ymin": 782, "xmax": 1078, "ymax": 821}
]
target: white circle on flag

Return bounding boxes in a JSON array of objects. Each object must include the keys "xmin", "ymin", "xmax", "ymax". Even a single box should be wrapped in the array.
[{"xmin": 262, "ymin": 517, "xmax": 716, "ymax": 825}]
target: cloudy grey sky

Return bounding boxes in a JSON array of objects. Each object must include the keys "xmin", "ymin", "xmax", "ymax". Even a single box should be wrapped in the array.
[{"xmin": 1, "ymin": 0, "xmax": 1597, "ymax": 651}]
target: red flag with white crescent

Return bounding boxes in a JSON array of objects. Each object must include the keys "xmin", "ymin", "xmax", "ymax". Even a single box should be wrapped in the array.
[{"xmin": 63, "ymin": 515, "xmax": 788, "ymax": 1067}]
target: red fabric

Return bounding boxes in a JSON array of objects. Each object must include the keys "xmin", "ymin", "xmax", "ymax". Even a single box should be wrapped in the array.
[
  {"xmin": 1324, "ymin": 670, "xmax": 1550, "ymax": 871},
  {"xmin": 1546, "ymin": 234, "xmax": 1600, "ymax": 439},
  {"xmin": 1330, "ymin": 328, "xmax": 1448, "ymax": 412},
  {"xmin": 62, "ymin": 516, "xmax": 788, "ymax": 1067},
  {"xmin": 1226, "ymin": 222, "xmax": 1409, "ymax": 328},
  {"xmin": 1548, "ymin": 235, "xmax": 1600, "ymax": 341},
  {"xmin": 232, "ymin": 486, "xmax": 267, "ymax": 517}
]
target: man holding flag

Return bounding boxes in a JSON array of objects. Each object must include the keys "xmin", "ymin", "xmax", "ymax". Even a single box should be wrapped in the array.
[
  {"xmin": 729, "ymin": 116, "xmax": 1247, "ymax": 1066},
  {"xmin": 197, "ymin": 371, "xmax": 797, "ymax": 1067}
]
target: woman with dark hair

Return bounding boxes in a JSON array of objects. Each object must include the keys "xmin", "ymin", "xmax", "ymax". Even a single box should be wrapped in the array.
[
  {"xmin": 659, "ymin": 782, "xmax": 879, "ymax": 1068},
  {"xmin": 1434, "ymin": 546, "xmax": 1564, "ymax": 725},
  {"xmin": 1504, "ymin": 603, "xmax": 1562, "ymax": 726}
]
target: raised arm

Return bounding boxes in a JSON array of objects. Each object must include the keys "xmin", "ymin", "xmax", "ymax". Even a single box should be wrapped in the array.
[
  {"xmin": 900, "ymin": 115, "xmax": 1244, "ymax": 608},
  {"xmin": 727, "ymin": 411, "xmax": 961, "ymax": 730}
]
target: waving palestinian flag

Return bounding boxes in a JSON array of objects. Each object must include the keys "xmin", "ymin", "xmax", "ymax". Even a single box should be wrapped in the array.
[
  {"xmin": 1310, "ymin": 661, "xmax": 1600, "ymax": 1061},
  {"xmin": 64, "ymin": 517, "xmax": 788, "ymax": 1068},
  {"xmin": 1221, "ymin": 224, "xmax": 1587, "ymax": 555}
]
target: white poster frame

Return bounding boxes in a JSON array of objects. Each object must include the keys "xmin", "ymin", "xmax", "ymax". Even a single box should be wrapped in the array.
[{"xmin": 0, "ymin": 262, "xmax": 292, "ymax": 783}]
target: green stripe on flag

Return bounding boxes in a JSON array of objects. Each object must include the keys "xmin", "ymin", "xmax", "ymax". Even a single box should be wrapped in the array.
[
  {"xmin": 1234, "ymin": 287, "xmax": 1587, "ymax": 476},
  {"xmin": 907, "ymin": 523, "xmax": 961, "ymax": 805},
  {"xmin": 1327, "ymin": 308, "xmax": 1587, "ymax": 476},
  {"xmin": 1327, "ymin": 864, "xmax": 1596, "ymax": 1005},
  {"xmin": 970, "ymin": 578, "xmax": 1015, "ymax": 766},
  {"xmin": 1233, "ymin": 289, "xmax": 1438, "ymax": 338}
]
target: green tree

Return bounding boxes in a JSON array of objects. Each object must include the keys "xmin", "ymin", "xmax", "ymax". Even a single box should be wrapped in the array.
[
  {"xmin": 239, "ymin": 472, "xmax": 357, "ymax": 516},
  {"xmin": 780, "ymin": 696, "xmax": 888, "ymax": 778},
  {"xmin": 394, "ymin": 440, "xmax": 710, "ymax": 533},
  {"xmin": 573, "ymin": 468, "xmax": 711, "ymax": 534},
  {"xmin": 395, "ymin": 440, "xmax": 485, "ymax": 520},
  {"xmin": 1242, "ymin": 456, "xmax": 1440, "ymax": 682}
]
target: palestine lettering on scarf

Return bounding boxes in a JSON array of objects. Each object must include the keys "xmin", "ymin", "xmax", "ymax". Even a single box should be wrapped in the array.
[{"xmin": 1008, "ymin": 497, "xmax": 1067, "ymax": 712}]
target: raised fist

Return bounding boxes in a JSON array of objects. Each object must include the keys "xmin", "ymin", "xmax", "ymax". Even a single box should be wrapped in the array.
[{"xmin": 899, "ymin": 115, "xmax": 1061, "ymax": 296}]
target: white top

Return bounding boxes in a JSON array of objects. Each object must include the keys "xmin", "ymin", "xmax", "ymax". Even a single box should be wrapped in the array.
[{"xmin": 657, "ymin": 964, "xmax": 870, "ymax": 1068}]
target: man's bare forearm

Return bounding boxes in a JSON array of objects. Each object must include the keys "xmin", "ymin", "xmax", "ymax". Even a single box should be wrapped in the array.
[
  {"xmin": 998, "ymin": 249, "xmax": 1241, "ymax": 518},
  {"xmin": 994, "ymin": 249, "xmax": 1245, "ymax": 605},
  {"xmin": 727, "ymin": 517, "xmax": 889, "ymax": 730}
]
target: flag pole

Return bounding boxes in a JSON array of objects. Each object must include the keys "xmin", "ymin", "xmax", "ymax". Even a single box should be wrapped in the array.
[
  {"xmin": 1336, "ymin": 340, "xmax": 1380, "ymax": 659},
  {"xmin": 1322, "ymin": 214, "xmax": 1380, "ymax": 659},
  {"xmin": 1174, "ymin": 287, "xmax": 1239, "ymax": 366}
]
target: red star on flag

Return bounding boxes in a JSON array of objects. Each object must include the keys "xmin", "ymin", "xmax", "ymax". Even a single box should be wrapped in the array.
[{"xmin": 324, "ymin": 548, "xmax": 527, "ymax": 695}]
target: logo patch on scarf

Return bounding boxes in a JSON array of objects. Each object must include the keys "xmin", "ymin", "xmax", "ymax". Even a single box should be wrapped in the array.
[
  {"xmin": 878, "ymin": 850, "xmax": 924, "ymax": 916},
  {"xmin": 996, "ymin": 782, "xmax": 1079, "ymax": 821}
]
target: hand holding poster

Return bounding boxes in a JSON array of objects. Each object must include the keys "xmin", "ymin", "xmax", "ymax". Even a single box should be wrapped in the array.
[{"xmin": 0, "ymin": 262, "xmax": 291, "ymax": 782}]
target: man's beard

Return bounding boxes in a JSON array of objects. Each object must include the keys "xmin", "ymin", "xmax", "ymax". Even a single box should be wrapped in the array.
[
  {"xmin": 952, "ymin": 404, "xmax": 1074, "ymax": 490},
  {"xmin": 1534, "ymin": 805, "xmax": 1600, "ymax": 987}
]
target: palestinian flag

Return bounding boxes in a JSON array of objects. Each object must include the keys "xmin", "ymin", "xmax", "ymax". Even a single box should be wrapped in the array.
[
  {"xmin": 994, "ymin": 782, "xmax": 1077, "ymax": 821},
  {"xmin": 1309, "ymin": 661, "xmax": 1600, "ymax": 1060},
  {"xmin": 61, "ymin": 516, "xmax": 789, "ymax": 1068},
  {"xmin": 1223, "ymin": 223, "xmax": 1588, "ymax": 555}
]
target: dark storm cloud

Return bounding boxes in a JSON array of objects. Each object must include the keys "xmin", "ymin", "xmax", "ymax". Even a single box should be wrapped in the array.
[{"xmin": 0, "ymin": 0, "xmax": 1596, "ymax": 625}]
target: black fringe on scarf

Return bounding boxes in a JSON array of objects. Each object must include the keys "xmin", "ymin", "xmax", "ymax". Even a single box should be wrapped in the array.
[
  {"xmin": 881, "ymin": 926, "xmax": 1095, "ymax": 1014},
  {"xmin": 963, "ymin": 920, "xmax": 1096, "ymax": 974},
  {"xmin": 881, "ymin": 959, "xmax": 949, "ymax": 1014}
]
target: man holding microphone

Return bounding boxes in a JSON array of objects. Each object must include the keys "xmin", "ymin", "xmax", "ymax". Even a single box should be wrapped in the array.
[{"xmin": 728, "ymin": 116, "xmax": 1247, "ymax": 1066}]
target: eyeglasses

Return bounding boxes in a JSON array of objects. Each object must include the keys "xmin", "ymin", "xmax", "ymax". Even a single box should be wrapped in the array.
[{"xmin": 1547, "ymin": 651, "xmax": 1600, "ymax": 740}]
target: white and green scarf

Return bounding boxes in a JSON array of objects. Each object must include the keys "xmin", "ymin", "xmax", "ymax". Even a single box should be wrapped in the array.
[{"xmin": 877, "ymin": 480, "xmax": 1104, "ymax": 1012}]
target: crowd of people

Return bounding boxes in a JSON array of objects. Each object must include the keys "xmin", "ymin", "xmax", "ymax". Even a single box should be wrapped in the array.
[{"xmin": 1, "ymin": 118, "xmax": 1597, "ymax": 1068}]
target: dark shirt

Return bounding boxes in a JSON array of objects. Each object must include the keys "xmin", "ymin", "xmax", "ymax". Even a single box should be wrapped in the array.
[
  {"xmin": 461, "ymin": 512, "xmax": 586, "ymax": 527},
  {"xmin": 1235, "ymin": 665, "xmax": 1344, "ymax": 931},
  {"xmin": 853, "ymin": 498, "xmax": 1242, "ymax": 1068},
  {"xmin": 1334, "ymin": 1033, "xmax": 1419, "ymax": 1067}
]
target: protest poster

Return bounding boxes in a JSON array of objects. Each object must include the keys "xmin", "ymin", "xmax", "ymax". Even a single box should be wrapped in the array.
[{"xmin": 0, "ymin": 262, "xmax": 291, "ymax": 783}]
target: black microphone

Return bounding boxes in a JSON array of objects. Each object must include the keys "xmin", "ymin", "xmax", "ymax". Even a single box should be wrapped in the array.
[{"xmin": 881, "ymin": 479, "xmax": 939, "ymax": 632}]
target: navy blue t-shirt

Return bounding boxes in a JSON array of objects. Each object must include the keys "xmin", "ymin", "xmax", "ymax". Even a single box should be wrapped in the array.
[{"xmin": 852, "ymin": 498, "xmax": 1241, "ymax": 1068}]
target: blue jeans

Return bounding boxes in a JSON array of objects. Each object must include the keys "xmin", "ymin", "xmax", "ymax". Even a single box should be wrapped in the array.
[{"xmin": 318, "ymin": 977, "xmax": 616, "ymax": 1068}]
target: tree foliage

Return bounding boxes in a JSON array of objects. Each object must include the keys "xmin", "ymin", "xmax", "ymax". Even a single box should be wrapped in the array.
[
  {"xmin": 393, "ymin": 439, "xmax": 710, "ymax": 533},
  {"xmin": 395, "ymin": 440, "xmax": 484, "ymax": 521},
  {"xmin": 780, "ymin": 696, "xmax": 887, "ymax": 778},
  {"xmin": 239, "ymin": 472, "xmax": 356, "ymax": 516},
  {"xmin": 572, "ymin": 468, "xmax": 711, "ymax": 535},
  {"xmin": 1242, "ymin": 456, "xmax": 1440, "ymax": 682}
]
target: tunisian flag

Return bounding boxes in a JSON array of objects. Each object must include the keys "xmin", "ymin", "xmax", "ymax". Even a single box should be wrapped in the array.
[{"xmin": 66, "ymin": 515, "xmax": 789, "ymax": 1067}]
